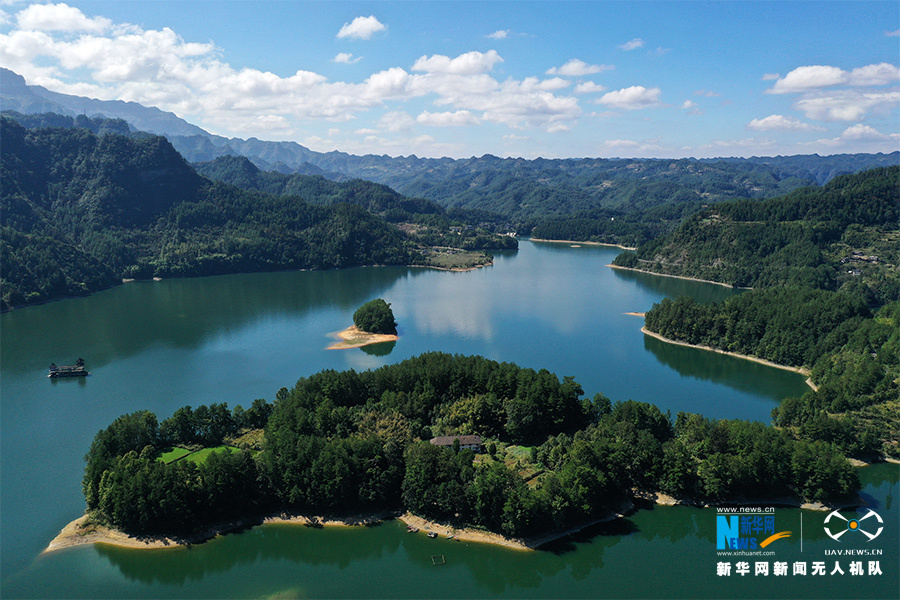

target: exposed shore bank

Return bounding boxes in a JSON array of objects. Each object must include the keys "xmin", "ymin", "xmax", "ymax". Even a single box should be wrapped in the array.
[
  {"xmin": 640, "ymin": 325, "xmax": 817, "ymax": 390},
  {"xmin": 327, "ymin": 325, "xmax": 398, "ymax": 350},
  {"xmin": 607, "ymin": 263, "xmax": 751, "ymax": 289},
  {"xmin": 44, "ymin": 511, "xmax": 399, "ymax": 554},
  {"xmin": 531, "ymin": 238, "xmax": 637, "ymax": 250}
]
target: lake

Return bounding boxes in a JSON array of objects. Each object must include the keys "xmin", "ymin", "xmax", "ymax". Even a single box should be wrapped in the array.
[{"xmin": 1, "ymin": 240, "xmax": 896, "ymax": 598}]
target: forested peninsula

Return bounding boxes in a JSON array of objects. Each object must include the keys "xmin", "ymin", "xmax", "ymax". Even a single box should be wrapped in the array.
[
  {"xmin": 624, "ymin": 167, "xmax": 900, "ymax": 461},
  {"xmin": 69, "ymin": 352, "xmax": 862, "ymax": 550}
]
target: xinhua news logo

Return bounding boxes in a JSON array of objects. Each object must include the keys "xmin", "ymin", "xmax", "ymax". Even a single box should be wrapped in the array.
[
  {"xmin": 824, "ymin": 509, "xmax": 884, "ymax": 542},
  {"xmin": 716, "ymin": 510, "xmax": 791, "ymax": 551}
]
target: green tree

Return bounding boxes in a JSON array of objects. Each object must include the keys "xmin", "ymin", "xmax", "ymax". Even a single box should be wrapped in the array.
[{"xmin": 353, "ymin": 298, "xmax": 398, "ymax": 334}]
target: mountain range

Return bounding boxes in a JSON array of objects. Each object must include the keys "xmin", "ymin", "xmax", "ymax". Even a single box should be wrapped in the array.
[{"xmin": 3, "ymin": 68, "xmax": 898, "ymax": 218}]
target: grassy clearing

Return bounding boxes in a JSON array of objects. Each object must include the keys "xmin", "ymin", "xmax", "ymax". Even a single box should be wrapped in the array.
[
  {"xmin": 422, "ymin": 249, "xmax": 491, "ymax": 270},
  {"xmin": 182, "ymin": 445, "xmax": 241, "ymax": 464},
  {"xmin": 158, "ymin": 447, "xmax": 192, "ymax": 464}
]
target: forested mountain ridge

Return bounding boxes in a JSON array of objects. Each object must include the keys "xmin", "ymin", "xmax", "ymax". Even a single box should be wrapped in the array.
[
  {"xmin": 0, "ymin": 119, "xmax": 424, "ymax": 310},
  {"xmin": 3, "ymin": 70, "xmax": 897, "ymax": 227},
  {"xmin": 616, "ymin": 166, "xmax": 900, "ymax": 303}
]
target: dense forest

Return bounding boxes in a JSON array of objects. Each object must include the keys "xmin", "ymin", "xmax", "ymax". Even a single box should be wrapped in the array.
[
  {"xmin": 631, "ymin": 167, "xmax": 900, "ymax": 459},
  {"xmin": 83, "ymin": 353, "xmax": 860, "ymax": 540},
  {"xmin": 614, "ymin": 167, "xmax": 900, "ymax": 303},
  {"xmin": 0, "ymin": 118, "xmax": 510, "ymax": 311}
]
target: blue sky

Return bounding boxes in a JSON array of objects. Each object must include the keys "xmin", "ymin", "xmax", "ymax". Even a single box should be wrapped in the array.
[{"xmin": 1, "ymin": 1, "xmax": 898, "ymax": 159}]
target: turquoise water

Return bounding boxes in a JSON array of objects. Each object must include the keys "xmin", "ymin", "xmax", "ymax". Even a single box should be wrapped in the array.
[{"xmin": 4, "ymin": 241, "xmax": 889, "ymax": 599}]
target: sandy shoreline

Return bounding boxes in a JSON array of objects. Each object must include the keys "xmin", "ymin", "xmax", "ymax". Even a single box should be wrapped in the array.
[
  {"xmin": 327, "ymin": 325, "xmax": 398, "ymax": 350},
  {"xmin": 607, "ymin": 263, "xmax": 751, "ymax": 289},
  {"xmin": 640, "ymin": 326, "xmax": 816, "ymax": 389},
  {"xmin": 45, "ymin": 511, "xmax": 399, "ymax": 554},
  {"xmin": 531, "ymin": 238, "xmax": 637, "ymax": 250}
]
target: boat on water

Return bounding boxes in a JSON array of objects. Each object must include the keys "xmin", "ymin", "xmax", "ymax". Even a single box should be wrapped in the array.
[
  {"xmin": 407, "ymin": 526, "xmax": 419, "ymax": 533},
  {"xmin": 427, "ymin": 532, "xmax": 438, "ymax": 538},
  {"xmin": 48, "ymin": 358, "xmax": 89, "ymax": 378}
]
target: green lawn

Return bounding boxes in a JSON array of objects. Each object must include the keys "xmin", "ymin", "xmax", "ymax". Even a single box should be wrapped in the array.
[
  {"xmin": 158, "ymin": 447, "xmax": 192, "ymax": 464},
  {"xmin": 182, "ymin": 445, "xmax": 241, "ymax": 464}
]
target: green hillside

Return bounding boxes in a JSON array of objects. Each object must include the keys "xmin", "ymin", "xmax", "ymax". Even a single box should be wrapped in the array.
[{"xmin": 0, "ymin": 118, "xmax": 420, "ymax": 310}]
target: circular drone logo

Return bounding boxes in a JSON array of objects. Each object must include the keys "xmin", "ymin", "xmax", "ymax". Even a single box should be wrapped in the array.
[{"xmin": 824, "ymin": 509, "xmax": 883, "ymax": 542}]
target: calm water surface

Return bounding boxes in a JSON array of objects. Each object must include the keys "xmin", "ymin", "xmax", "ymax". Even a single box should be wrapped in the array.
[{"xmin": 2, "ymin": 241, "xmax": 895, "ymax": 598}]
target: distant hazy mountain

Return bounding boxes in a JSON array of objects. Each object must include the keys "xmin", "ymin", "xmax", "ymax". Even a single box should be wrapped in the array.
[
  {"xmin": 0, "ymin": 68, "xmax": 208, "ymax": 137},
  {"xmin": 3, "ymin": 67, "xmax": 898, "ymax": 220}
]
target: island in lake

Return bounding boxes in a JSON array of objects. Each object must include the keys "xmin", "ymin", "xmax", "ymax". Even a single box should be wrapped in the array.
[
  {"xmin": 328, "ymin": 298, "xmax": 399, "ymax": 350},
  {"xmin": 52, "ymin": 352, "xmax": 868, "ymax": 555}
]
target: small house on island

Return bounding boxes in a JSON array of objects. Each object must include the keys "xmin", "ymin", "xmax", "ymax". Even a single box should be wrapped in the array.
[{"xmin": 429, "ymin": 435, "xmax": 482, "ymax": 452}]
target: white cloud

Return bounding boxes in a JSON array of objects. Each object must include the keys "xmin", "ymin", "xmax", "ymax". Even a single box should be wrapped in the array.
[
  {"xmin": 761, "ymin": 73, "xmax": 780, "ymax": 81},
  {"xmin": 546, "ymin": 59, "xmax": 612, "ymax": 77},
  {"xmin": 503, "ymin": 133, "xmax": 529, "ymax": 141},
  {"xmin": 336, "ymin": 15, "xmax": 386, "ymax": 40},
  {"xmin": 17, "ymin": 2, "xmax": 111, "ymax": 33},
  {"xmin": 378, "ymin": 111, "xmax": 415, "ymax": 132},
  {"xmin": 848, "ymin": 63, "xmax": 900, "ymax": 86},
  {"xmin": 605, "ymin": 139, "xmax": 640, "ymax": 149},
  {"xmin": 574, "ymin": 81, "xmax": 606, "ymax": 94},
  {"xmin": 839, "ymin": 124, "xmax": 892, "ymax": 140},
  {"xmin": 681, "ymin": 100, "xmax": 697, "ymax": 109},
  {"xmin": 619, "ymin": 38, "xmax": 644, "ymax": 51},
  {"xmin": 886, "ymin": 29, "xmax": 900, "ymax": 37},
  {"xmin": 795, "ymin": 90, "xmax": 900, "ymax": 122},
  {"xmin": 487, "ymin": 29, "xmax": 509, "ymax": 40},
  {"xmin": 546, "ymin": 123, "xmax": 569, "ymax": 133},
  {"xmin": 746, "ymin": 114, "xmax": 826, "ymax": 131},
  {"xmin": 333, "ymin": 52, "xmax": 361, "ymax": 64},
  {"xmin": 694, "ymin": 89, "xmax": 720, "ymax": 97},
  {"xmin": 805, "ymin": 124, "xmax": 900, "ymax": 152},
  {"xmin": 768, "ymin": 63, "xmax": 899, "ymax": 95},
  {"xmin": 0, "ymin": 7, "xmax": 599, "ymax": 141},
  {"xmin": 596, "ymin": 85, "xmax": 662, "ymax": 110},
  {"xmin": 417, "ymin": 110, "xmax": 479, "ymax": 127},
  {"xmin": 768, "ymin": 65, "xmax": 848, "ymax": 94},
  {"xmin": 412, "ymin": 50, "xmax": 502, "ymax": 75}
]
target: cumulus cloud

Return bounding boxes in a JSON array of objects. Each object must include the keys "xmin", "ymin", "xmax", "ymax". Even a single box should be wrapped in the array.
[
  {"xmin": 795, "ymin": 90, "xmax": 900, "ymax": 122},
  {"xmin": 605, "ymin": 139, "xmax": 640, "ymax": 149},
  {"xmin": 412, "ymin": 50, "xmax": 502, "ymax": 75},
  {"xmin": 336, "ymin": 15, "xmax": 386, "ymax": 40},
  {"xmin": 333, "ymin": 52, "xmax": 361, "ymax": 64},
  {"xmin": 487, "ymin": 29, "xmax": 509, "ymax": 39},
  {"xmin": 619, "ymin": 38, "xmax": 644, "ymax": 51},
  {"xmin": 546, "ymin": 59, "xmax": 612, "ymax": 77},
  {"xmin": 417, "ymin": 110, "xmax": 479, "ymax": 126},
  {"xmin": 768, "ymin": 63, "xmax": 900, "ymax": 94},
  {"xmin": 746, "ymin": 114, "xmax": 826, "ymax": 131},
  {"xmin": 574, "ymin": 81, "xmax": 606, "ymax": 94},
  {"xmin": 16, "ymin": 2, "xmax": 111, "ymax": 33},
  {"xmin": 804, "ymin": 124, "xmax": 900, "ymax": 152},
  {"xmin": 0, "ymin": 5, "xmax": 590, "ymax": 141},
  {"xmin": 596, "ymin": 86, "xmax": 662, "ymax": 110},
  {"xmin": 681, "ymin": 100, "xmax": 697, "ymax": 109},
  {"xmin": 848, "ymin": 62, "xmax": 900, "ymax": 86}
]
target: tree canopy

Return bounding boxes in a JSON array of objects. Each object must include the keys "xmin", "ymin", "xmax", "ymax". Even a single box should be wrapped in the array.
[{"xmin": 353, "ymin": 298, "xmax": 397, "ymax": 335}]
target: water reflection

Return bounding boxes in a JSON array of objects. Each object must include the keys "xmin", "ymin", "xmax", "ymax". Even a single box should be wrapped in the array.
[
  {"xmin": 360, "ymin": 341, "xmax": 396, "ymax": 356},
  {"xmin": 642, "ymin": 333, "xmax": 809, "ymax": 402},
  {"xmin": 609, "ymin": 267, "xmax": 741, "ymax": 305},
  {"xmin": 0, "ymin": 267, "xmax": 410, "ymax": 374}
]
